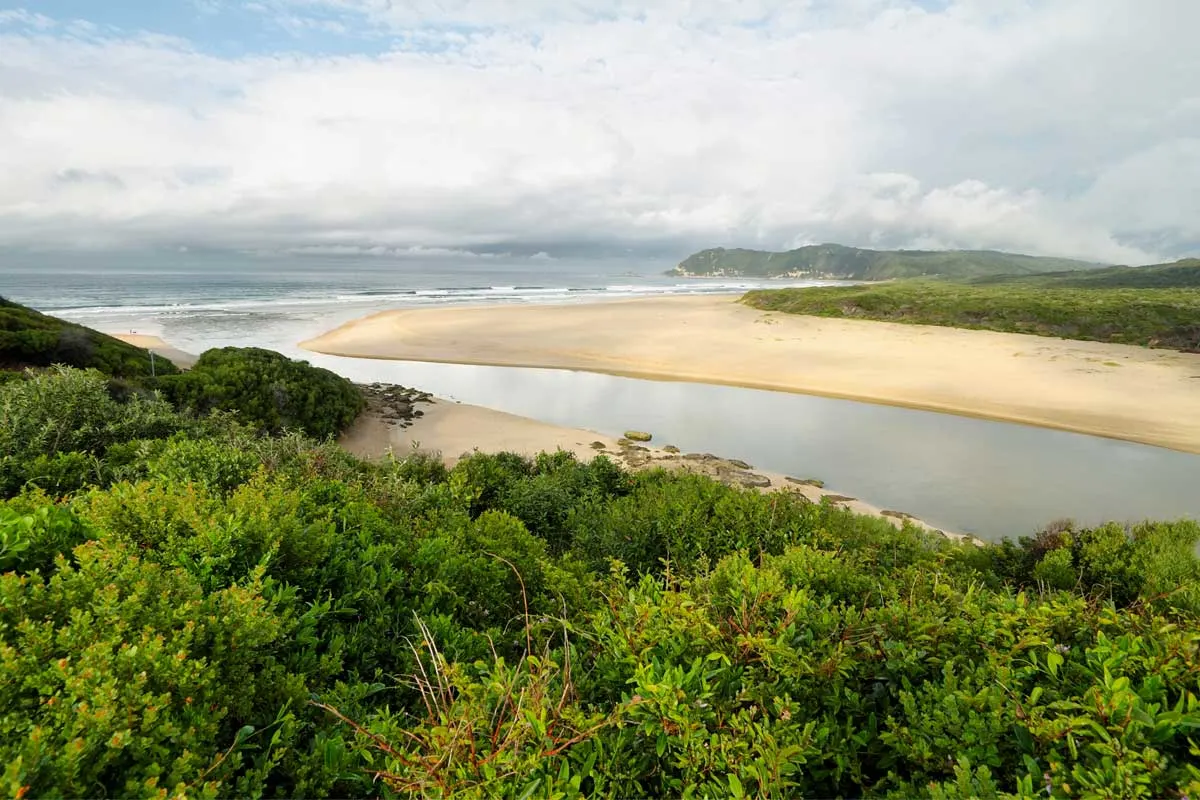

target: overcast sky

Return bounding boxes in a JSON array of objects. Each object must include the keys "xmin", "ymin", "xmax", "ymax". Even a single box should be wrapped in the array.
[{"xmin": 0, "ymin": 0, "xmax": 1196, "ymax": 263}]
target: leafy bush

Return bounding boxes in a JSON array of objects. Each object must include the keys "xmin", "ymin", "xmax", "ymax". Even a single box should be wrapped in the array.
[
  {"xmin": 0, "ymin": 541, "xmax": 302, "ymax": 799},
  {"xmin": 161, "ymin": 347, "xmax": 365, "ymax": 438},
  {"xmin": 0, "ymin": 501, "xmax": 92, "ymax": 575},
  {"xmin": 0, "ymin": 368, "xmax": 181, "ymax": 496},
  {"xmin": 2, "ymin": 340, "xmax": 1200, "ymax": 797}
]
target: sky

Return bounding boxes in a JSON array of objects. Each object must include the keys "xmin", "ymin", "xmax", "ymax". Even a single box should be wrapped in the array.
[{"xmin": 0, "ymin": 0, "xmax": 1196, "ymax": 263}]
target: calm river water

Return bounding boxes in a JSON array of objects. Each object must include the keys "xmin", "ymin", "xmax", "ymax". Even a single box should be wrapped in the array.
[{"xmin": 300, "ymin": 353, "xmax": 1200, "ymax": 542}]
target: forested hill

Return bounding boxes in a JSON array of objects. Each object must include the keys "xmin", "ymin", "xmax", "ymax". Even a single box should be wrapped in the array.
[
  {"xmin": 671, "ymin": 243, "xmax": 1103, "ymax": 280},
  {"xmin": 0, "ymin": 295, "xmax": 179, "ymax": 380}
]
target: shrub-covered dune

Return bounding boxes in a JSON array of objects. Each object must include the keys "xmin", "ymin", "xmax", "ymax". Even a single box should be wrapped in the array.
[
  {"xmin": 743, "ymin": 264, "xmax": 1200, "ymax": 351},
  {"xmin": 2, "ymin": 364, "xmax": 1199, "ymax": 798},
  {"xmin": 0, "ymin": 295, "xmax": 179, "ymax": 379}
]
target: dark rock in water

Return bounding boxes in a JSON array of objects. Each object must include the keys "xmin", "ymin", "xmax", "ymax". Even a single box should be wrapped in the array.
[
  {"xmin": 785, "ymin": 476, "xmax": 825, "ymax": 488},
  {"xmin": 663, "ymin": 445, "xmax": 680, "ymax": 453},
  {"xmin": 624, "ymin": 430, "xmax": 652, "ymax": 442},
  {"xmin": 590, "ymin": 441, "xmax": 607, "ymax": 450}
]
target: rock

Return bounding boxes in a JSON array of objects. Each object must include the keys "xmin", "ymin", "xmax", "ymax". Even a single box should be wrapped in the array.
[
  {"xmin": 823, "ymin": 494, "xmax": 857, "ymax": 504},
  {"xmin": 727, "ymin": 459, "xmax": 753, "ymax": 470},
  {"xmin": 737, "ymin": 473, "xmax": 772, "ymax": 489},
  {"xmin": 662, "ymin": 445, "xmax": 680, "ymax": 453},
  {"xmin": 785, "ymin": 476, "xmax": 825, "ymax": 488},
  {"xmin": 623, "ymin": 430, "xmax": 652, "ymax": 442},
  {"xmin": 881, "ymin": 510, "xmax": 915, "ymax": 520},
  {"xmin": 590, "ymin": 441, "xmax": 607, "ymax": 450}
]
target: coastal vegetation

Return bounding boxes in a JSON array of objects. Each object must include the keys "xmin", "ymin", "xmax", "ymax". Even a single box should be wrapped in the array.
[
  {"xmin": 672, "ymin": 244, "xmax": 1100, "ymax": 280},
  {"xmin": 0, "ymin": 295, "xmax": 179, "ymax": 380},
  {"xmin": 743, "ymin": 265, "xmax": 1200, "ymax": 352},
  {"xmin": 161, "ymin": 346, "xmax": 366, "ymax": 439},
  {"xmin": 2, "ymin": 309, "xmax": 1199, "ymax": 797}
]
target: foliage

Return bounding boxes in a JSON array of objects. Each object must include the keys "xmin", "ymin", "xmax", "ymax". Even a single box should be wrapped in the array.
[
  {"xmin": 969, "ymin": 258, "xmax": 1200, "ymax": 289},
  {"xmin": 3, "ymin": 358, "xmax": 1200, "ymax": 797},
  {"xmin": 674, "ymin": 244, "xmax": 1101, "ymax": 280},
  {"xmin": 161, "ymin": 347, "xmax": 365, "ymax": 438},
  {"xmin": 0, "ymin": 295, "xmax": 178, "ymax": 379},
  {"xmin": 743, "ymin": 278, "xmax": 1200, "ymax": 351},
  {"xmin": 0, "ymin": 367, "xmax": 183, "ymax": 496}
]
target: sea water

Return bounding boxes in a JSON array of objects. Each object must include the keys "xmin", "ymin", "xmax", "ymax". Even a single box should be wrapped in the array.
[{"xmin": 4, "ymin": 250, "xmax": 1199, "ymax": 540}]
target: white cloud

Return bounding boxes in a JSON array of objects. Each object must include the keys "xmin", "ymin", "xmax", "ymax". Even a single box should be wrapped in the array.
[{"xmin": 0, "ymin": 0, "xmax": 1196, "ymax": 262}]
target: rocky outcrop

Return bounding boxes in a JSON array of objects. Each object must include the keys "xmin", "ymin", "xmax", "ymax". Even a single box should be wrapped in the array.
[{"xmin": 356, "ymin": 382, "xmax": 434, "ymax": 429}]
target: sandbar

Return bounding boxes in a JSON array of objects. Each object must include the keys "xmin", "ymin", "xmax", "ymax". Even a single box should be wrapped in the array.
[{"xmin": 303, "ymin": 295, "xmax": 1200, "ymax": 455}]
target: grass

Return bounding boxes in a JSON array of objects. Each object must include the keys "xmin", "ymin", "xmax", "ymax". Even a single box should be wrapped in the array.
[{"xmin": 742, "ymin": 278, "xmax": 1200, "ymax": 352}]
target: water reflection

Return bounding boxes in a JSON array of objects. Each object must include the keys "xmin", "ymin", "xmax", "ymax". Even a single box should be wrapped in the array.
[{"xmin": 300, "ymin": 353, "xmax": 1200, "ymax": 541}]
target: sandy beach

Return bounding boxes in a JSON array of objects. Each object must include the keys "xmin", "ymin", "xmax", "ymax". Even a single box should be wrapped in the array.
[
  {"xmin": 342, "ymin": 396, "xmax": 973, "ymax": 541},
  {"xmin": 302, "ymin": 295, "xmax": 1200, "ymax": 455},
  {"xmin": 112, "ymin": 333, "xmax": 198, "ymax": 369}
]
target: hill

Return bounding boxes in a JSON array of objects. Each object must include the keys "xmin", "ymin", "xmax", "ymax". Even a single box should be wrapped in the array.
[
  {"xmin": 742, "ymin": 260, "xmax": 1200, "ymax": 351},
  {"xmin": 672, "ymin": 243, "xmax": 1102, "ymax": 280},
  {"xmin": 968, "ymin": 257, "xmax": 1200, "ymax": 288},
  {"xmin": 0, "ymin": 295, "xmax": 179, "ymax": 379}
]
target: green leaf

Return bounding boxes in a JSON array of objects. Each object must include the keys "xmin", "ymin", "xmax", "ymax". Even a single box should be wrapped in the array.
[
  {"xmin": 728, "ymin": 773, "xmax": 745, "ymax": 799},
  {"xmin": 516, "ymin": 778, "xmax": 542, "ymax": 800},
  {"xmin": 1014, "ymin": 725, "xmax": 1035, "ymax": 754}
]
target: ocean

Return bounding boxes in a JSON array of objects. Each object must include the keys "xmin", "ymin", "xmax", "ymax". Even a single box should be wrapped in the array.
[{"xmin": 1, "ymin": 250, "xmax": 835, "ymax": 356}]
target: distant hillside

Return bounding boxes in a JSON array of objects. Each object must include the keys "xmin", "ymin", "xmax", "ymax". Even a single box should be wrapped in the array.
[
  {"xmin": 967, "ymin": 258, "xmax": 1200, "ymax": 289},
  {"xmin": 0, "ymin": 295, "xmax": 179, "ymax": 379},
  {"xmin": 741, "ymin": 259, "xmax": 1200, "ymax": 351},
  {"xmin": 672, "ymin": 243, "xmax": 1103, "ymax": 280}
]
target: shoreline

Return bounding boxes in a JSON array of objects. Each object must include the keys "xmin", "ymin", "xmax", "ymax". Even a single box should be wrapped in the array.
[
  {"xmin": 301, "ymin": 295, "xmax": 1200, "ymax": 456},
  {"xmin": 111, "ymin": 333, "xmax": 198, "ymax": 369},
  {"xmin": 342, "ymin": 397, "xmax": 976, "ymax": 543}
]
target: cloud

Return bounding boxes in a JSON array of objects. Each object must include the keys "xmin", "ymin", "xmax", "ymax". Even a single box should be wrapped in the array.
[{"xmin": 0, "ymin": 0, "xmax": 1196, "ymax": 262}]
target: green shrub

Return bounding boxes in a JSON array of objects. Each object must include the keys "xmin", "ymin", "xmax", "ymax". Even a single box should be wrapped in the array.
[
  {"xmin": 0, "ymin": 541, "xmax": 302, "ymax": 798},
  {"xmin": 161, "ymin": 347, "xmax": 365, "ymax": 439},
  {"xmin": 0, "ymin": 502, "xmax": 92, "ymax": 575},
  {"xmin": 0, "ymin": 368, "xmax": 181, "ymax": 497},
  {"xmin": 149, "ymin": 436, "xmax": 263, "ymax": 494}
]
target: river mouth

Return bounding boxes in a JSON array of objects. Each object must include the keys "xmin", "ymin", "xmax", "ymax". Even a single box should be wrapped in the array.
[{"xmin": 296, "ymin": 353, "xmax": 1200, "ymax": 543}]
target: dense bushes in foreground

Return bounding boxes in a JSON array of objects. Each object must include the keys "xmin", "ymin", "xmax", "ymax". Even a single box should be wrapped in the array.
[{"xmin": 2, "ymin": 368, "xmax": 1199, "ymax": 798}]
